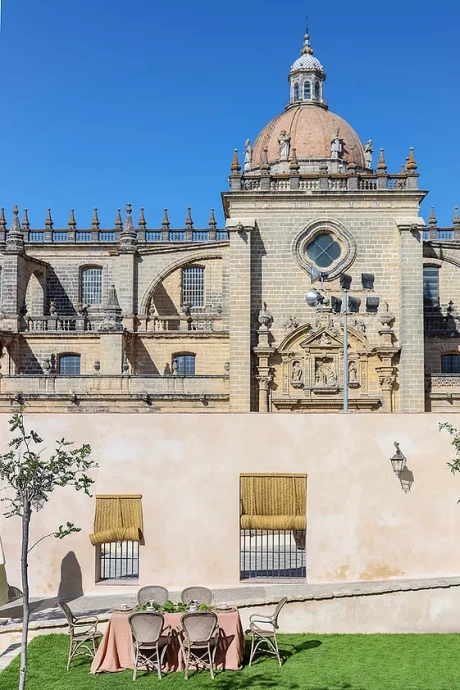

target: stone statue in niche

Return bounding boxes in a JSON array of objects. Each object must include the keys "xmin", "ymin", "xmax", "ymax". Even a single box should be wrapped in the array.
[
  {"xmin": 330, "ymin": 127, "xmax": 342, "ymax": 159},
  {"xmin": 315, "ymin": 358, "xmax": 337, "ymax": 386},
  {"xmin": 291, "ymin": 360, "xmax": 304, "ymax": 388},
  {"xmin": 244, "ymin": 139, "xmax": 252, "ymax": 171},
  {"xmin": 348, "ymin": 360, "xmax": 360, "ymax": 388},
  {"xmin": 278, "ymin": 130, "xmax": 291, "ymax": 160},
  {"xmin": 364, "ymin": 140, "xmax": 373, "ymax": 169}
]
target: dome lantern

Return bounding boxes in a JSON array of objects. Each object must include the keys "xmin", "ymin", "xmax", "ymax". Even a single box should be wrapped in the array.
[{"xmin": 288, "ymin": 26, "xmax": 326, "ymax": 108}]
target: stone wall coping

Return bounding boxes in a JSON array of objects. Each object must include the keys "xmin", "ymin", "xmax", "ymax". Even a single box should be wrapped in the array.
[{"xmin": 2, "ymin": 574, "xmax": 460, "ymax": 635}]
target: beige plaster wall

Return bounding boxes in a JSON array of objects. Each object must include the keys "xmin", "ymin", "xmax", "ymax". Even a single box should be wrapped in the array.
[{"xmin": 1, "ymin": 413, "xmax": 460, "ymax": 599}]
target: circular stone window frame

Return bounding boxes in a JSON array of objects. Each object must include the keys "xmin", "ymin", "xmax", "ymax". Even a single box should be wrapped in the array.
[{"xmin": 292, "ymin": 219, "xmax": 357, "ymax": 280}]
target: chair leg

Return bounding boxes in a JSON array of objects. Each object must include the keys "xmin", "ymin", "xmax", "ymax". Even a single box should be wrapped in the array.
[
  {"xmin": 156, "ymin": 643, "xmax": 162, "ymax": 680},
  {"xmin": 208, "ymin": 645, "xmax": 214, "ymax": 680},
  {"xmin": 184, "ymin": 648, "xmax": 190, "ymax": 680},
  {"xmin": 66, "ymin": 639, "xmax": 73, "ymax": 671},
  {"xmin": 273, "ymin": 632, "xmax": 282, "ymax": 666},
  {"xmin": 133, "ymin": 647, "xmax": 138, "ymax": 681},
  {"xmin": 249, "ymin": 633, "xmax": 255, "ymax": 666}
]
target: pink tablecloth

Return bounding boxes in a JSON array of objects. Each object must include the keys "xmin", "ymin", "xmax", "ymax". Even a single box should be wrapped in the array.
[{"xmin": 91, "ymin": 610, "xmax": 244, "ymax": 674}]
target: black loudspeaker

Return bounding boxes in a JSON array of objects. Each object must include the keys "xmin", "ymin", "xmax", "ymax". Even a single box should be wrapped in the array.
[
  {"xmin": 340, "ymin": 273, "xmax": 352, "ymax": 290},
  {"xmin": 361, "ymin": 273, "xmax": 375, "ymax": 290},
  {"xmin": 366, "ymin": 296, "xmax": 380, "ymax": 313},
  {"xmin": 348, "ymin": 296, "xmax": 361, "ymax": 313},
  {"xmin": 331, "ymin": 296, "xmax": 342, "ymax": 313}
]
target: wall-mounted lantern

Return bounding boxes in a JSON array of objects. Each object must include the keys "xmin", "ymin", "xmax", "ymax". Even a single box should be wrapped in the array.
[{"xmin": 390, "ymin": 442, "xmax": 406, "ymax": 476}]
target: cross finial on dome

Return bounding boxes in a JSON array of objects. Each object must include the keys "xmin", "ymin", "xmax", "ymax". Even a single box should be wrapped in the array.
[{"xmin": 301, "ymin": 20, "xmax": 314, "ymax": 56}]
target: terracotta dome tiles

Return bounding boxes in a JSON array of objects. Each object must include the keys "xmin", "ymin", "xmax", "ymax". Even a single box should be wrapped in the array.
[{"xmin": 251, "ymin": 105, "xmax": 365, "ymax": 169}]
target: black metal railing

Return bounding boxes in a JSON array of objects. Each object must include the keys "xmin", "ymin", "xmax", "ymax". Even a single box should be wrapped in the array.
[
  {"xmin": 240, "ymin": 529, "xmax": 306, "ymax": 580},
  {"xmin": 99, "ymin": 540, "xmax": 139, "ymax": 581}
]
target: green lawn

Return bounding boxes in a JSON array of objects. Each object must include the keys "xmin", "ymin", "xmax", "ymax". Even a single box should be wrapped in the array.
[{"xmin": 1, "ymin": 632, "xmax": 459, "ymax": 690}]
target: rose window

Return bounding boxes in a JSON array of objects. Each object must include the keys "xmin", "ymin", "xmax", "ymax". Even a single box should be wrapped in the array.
[{"xmin": 307, "ymin": 233, "xmax": 341, "ymax": 268}]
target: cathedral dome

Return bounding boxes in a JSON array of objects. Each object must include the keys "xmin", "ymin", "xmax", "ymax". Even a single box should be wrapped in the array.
[
  {"xmin": 251, "ymin": 105, "xmax": 366, "ymax": 169},
  {"xmin": 290, "ymin": 54, "xmax": 324, "ymax": 73}
]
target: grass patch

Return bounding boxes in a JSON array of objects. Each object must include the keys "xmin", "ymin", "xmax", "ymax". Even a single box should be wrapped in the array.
[{"xmin": 1, "ymin": 632, "xmax": 459, "ymax": 690}]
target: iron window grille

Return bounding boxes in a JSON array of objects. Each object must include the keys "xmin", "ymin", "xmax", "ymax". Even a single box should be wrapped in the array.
[
  {"xmin": 98, "ymin": 540, "xmax": 139, "ymax": 581},
  {"xmin": 81, "ymin": 267, "xmax": 102, "ymax": 305},
  {"xmin": 182, "ymin": 266, "xmax": 204, "ymax": 307},
  {"xmin": 173, "ymin": 354, "xmax": 195, "ymax": 376},
  {"xmin": 240, "ymin": 529, "xmax": 306, "ymax": 580},
  {"xmin": 59, "ymin": 354, "xmax": 81, "ymax": 376}
]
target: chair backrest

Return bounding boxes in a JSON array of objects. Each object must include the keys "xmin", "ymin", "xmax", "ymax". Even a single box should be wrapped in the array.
[
  {"xmin": 137, "ymin": 585, "xmax": 169, "ymax": 607},
  {"xmin": 180, "ymin": 586, "xmax": 213, "ymax": 605},
  {"xmin": 58, "ymin": 600, "xmax": 75, "ymax": 627},
  {"xmin": 181, "ymin": 612, "xmax": 217, "ymax": 643},
  {"xmin": 129, "ymin": 612, "xmax": 164, "ymax": 645},
  {"xmin": 270, "ymin": 597, "xmax": 288, "ymax": 626}
]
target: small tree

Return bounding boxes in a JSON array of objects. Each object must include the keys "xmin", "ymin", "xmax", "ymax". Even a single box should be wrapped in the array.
[
  {"xmin": 0, "ymin": 409, "xmax": 97, "ymax": 690},
  {"xmin": 439, "ymin": 422, "xmax": 460, "ymax": 479}
]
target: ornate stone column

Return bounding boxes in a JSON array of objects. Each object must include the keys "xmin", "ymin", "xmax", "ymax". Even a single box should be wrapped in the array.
[{"xmin": 253, "ymin": 303, "xmax": 274, "ymax": 413}]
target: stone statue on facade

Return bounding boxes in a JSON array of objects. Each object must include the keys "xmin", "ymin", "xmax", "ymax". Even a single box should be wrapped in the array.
[
  {"xmin": 330, "ymin": 127, "xmax": 342, "ymax": 159},
  {"xmin": 364, "ymin": 140, "xmax": 373, "ymax": 170},
  {"xmin": 283, "ymin": 315, "xmax": 299, "ymax": 332},
  {"xmin": 278, "ymin": 131, "xmax": 291, "ymax": 160},
  {"xmin": 291, "ymin": 360, "xmax": 303, "ymax": 386},
  {"xmin": 349, "ymin": 360, "xmax": 358, "ymax": 382},
  {"xmin": 315, "ymin": 358, "xmax": 337, "ymax": 386},
  {"xmin": 244, "ymin": 139, "xmax": 252, "ymax": 172}
]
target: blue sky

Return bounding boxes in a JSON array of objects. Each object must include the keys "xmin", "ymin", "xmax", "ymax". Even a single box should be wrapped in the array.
[{"xmin": 1, "ymin": 0, "xmax": 459, "ymax": 229}]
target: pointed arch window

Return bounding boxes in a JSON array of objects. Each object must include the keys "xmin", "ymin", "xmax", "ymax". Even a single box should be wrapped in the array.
[
  {"xmin": 303, "ymin": 81, "xmax": 311, "ymax": 99},
  {"xmin": 314, "ymin": 80, "xmax": 320, "ymax": 100},
  {"xmin": 182, "ymin": 266, "xmax": 204, "ymax": 307},
  {"xmin": 294, "ymin": 83, "xmax": 300, "ymax": 101}
]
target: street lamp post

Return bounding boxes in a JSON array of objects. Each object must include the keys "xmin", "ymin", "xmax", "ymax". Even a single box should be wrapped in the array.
[{"xmin": 342, "ymin": 289, "xmax": 348, "ymax": 413}]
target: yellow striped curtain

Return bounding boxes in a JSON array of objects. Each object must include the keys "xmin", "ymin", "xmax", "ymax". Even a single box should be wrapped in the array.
[
  {"xmin": 89, "ymin": 495, "xmax": 143, "ymax": 545},
  {"xmin": 240, "ymin": 474, "xmax": 307, "ymax": 530}
]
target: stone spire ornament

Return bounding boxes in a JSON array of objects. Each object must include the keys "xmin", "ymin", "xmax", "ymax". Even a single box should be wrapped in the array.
[
  {"xmin": 0, "ymin": 209, "xmax": 6, "ymax": 231},
  {"xmin": 99, "ymin": 284, "xmax": 124, "ymax": 332},
  {"xmin": 208, "ymin": 208, "xmax": 217, "ymax": 229},
  {"xmin": 347, "ymin": 146, "xmax": 357, "ymax": 171},
  {"xmin": 161, "ymin": 208, "xmax": 170, "ymax": 230},
  {"xmin": 6, "ymin": 206, "xmax": 24, "ymax": 252},
  {"xmin": 261, "ymin": 147, "xmax": 270, "ymax": 172},
  {"xmin": 68, "ymin": 209, "xmax": 77, "ymax": 230},
  {"xmin": 114, "ymin": 208, "xmax": 123, "ymax": 230},
  {"xmin": 406, "ymin": 147, "xmax": 417, "ymax": 171},
  {"xmin": 185, "ymin": 207, "xmax": 193, "ymax": 229},
  {"xmin": 429, "ymin": 206, "xmax": 437, "ymax": 227},
  {"xmin": 22, "ymin": 208, "xmax": 30, "ymax": 231},
  {"xmin": 120, "ymin": 203, "xmax": 137, "ymax": 249},
  {"xmin": 230, "ymin": 149, "xmax": 241, "ymax": 173},
  {"xmin": 453, "ymin": 207, "xmax": 460, "ymax": 228},
  {"xmin": 138, "ymin": 207, "xmax": 147, "ymax": 229},
  {"xmin": 45, "ymin": 208, "xmax": 53, "ymax": 230},
  {"xmin": 377, "ymin": 148, "xmax": 387, "ymax": 172},
  {"xmin": 92, "ymin": 208, "xmax": 100, "ymax": 230},
  {"xmin": 289, "ymin": 148, "xmax": 300, "ymax": 172}
]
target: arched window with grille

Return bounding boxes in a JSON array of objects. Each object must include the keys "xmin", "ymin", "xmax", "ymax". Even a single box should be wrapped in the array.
[
  {"xmin": 81, "ymin": 266, "xmax": 102, "ymax": 305},
  {"xmin": 293, "ymin": 83, "xmax": 300, "ymax": 101},
  {"xmin": 173, "ymin": 353, "xmax": 196, "ymax": 376},
  {"xmin": 59, "ymin": 353, "xmax": 81, "ymax": 376},
  {"xmin": 314, "ymin": 80, "xmax": 320, "ymax": 100},
  {"xmin": 303, "ymin": 81, "xmax": 311, "ymax": 99},
  {"xmin": 182, "ymin": 266, "xmax": 204, "ymax": 307},
  {"xmin": 441, "ymin": 354, "xmax": 460, "ymax": 374}
]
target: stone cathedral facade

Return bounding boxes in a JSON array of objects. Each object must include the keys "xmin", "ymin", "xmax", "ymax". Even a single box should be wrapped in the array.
[{"xmin": 0, "ymin": 30, "xmax": 459, "ymax": 414}]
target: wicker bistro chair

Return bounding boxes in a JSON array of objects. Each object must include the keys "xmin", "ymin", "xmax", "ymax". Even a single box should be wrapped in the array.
[
  {"xmin": 246, "ymin": 597, "xmax": 288, "ymax": 667},
  {"xmin": 137, "ymin": 585, "xmax": 169, "ymax": 607},
  {"xmin": 179, "ymin": 612, "xmax": 219, "ymax": 680},
  {"xmin": 58, "ymin": 600, "xmax": 102, "ymax": 670},
  {"xmin": 129, "ymin": 612, "xmax": 170, "ymax": 680},
  {"xmin": 180, "ymin": 586, "xmax": 213, "ymax": 606}
]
